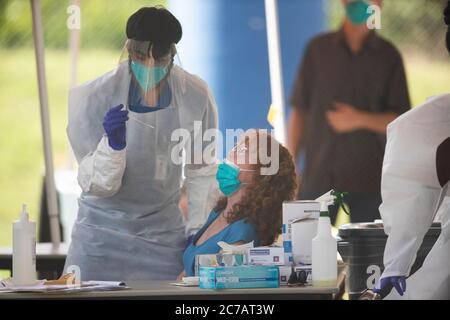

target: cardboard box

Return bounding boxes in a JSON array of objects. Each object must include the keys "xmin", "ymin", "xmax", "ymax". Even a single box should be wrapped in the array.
[
  {"xmin": 282, "ymin": 201, "xmax": 320, "ymax": 263},
  {"xmin": 199, "ymin": 265, "xmax": 279, "ymax": 289},
  {"xmin": 248, "ymin": 246, "xmax": 285, "ymax": 265}
]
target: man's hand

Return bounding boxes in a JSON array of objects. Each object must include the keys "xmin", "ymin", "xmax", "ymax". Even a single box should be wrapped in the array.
[{"xmin": 326, "ymin": 102, "xmax": 365, "ymax": 133}]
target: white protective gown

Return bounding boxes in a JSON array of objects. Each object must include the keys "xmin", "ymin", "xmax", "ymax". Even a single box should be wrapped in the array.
[
  {"xmin": 64, "ymin": 62, "xmax": 220, "ymax": 281},
  {"xmin": 379, "ymin": 94, "xmax": 450, "ymax": 300}
]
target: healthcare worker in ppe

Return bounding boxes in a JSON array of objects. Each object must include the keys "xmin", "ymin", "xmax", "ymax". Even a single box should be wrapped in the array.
[
  {"xmin": 64, "ymin": 7, "xmax": 219, "ymax": 281},
  {"xmin": 374, "ymin": 2, "xmax": 450, "ymax": 299}
]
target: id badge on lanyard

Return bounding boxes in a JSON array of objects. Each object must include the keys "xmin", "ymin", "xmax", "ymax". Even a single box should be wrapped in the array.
[{"xmin": 155, "ymin": 153, "xmax": 168, "ymax": 181}]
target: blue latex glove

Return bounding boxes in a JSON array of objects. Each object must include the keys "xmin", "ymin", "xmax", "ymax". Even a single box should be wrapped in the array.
[
  {"xmin": 102, "ymin": 104, "xmax": 128, "ymax": 150},
  {"xmin": 374, "ymin": 276, "xmax": 407, "ymax": 296}
]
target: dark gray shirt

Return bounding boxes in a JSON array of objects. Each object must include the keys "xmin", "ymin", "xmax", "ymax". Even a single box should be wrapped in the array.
[{"xmin": 290, "ymin": 29, "xmax": 410, "ymax": 194}]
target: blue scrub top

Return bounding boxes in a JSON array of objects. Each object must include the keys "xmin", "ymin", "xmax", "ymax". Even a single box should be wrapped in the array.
[
  {"xmin": 128, "ymin": 79, "xmax": 172, "ymax": 111},
  {"xmin": 183, "ymin": 210, "xmax": 259, "ymax": 276}
]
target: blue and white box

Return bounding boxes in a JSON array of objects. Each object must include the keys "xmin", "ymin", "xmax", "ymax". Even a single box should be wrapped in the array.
[
  {"xmin": 199, "ymin": 265, "xmax": 279, "ymax": 289},
  {"xmin": 248, "ymin": 246, "xmax": 285, "ymax": 265},
  {"xmin": 278, "ymin": 265, "xmax": 292, "ymax": 286}
]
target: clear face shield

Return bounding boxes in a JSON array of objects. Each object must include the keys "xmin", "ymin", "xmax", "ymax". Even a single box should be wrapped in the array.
[{"xmin": 118, "ymin": 39, "xmax": 182, "ymax": 115}]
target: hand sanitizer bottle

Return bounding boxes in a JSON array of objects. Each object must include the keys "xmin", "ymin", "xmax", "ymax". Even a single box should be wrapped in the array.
[
  {"xmin": 12, "ymin": 204, "xmax": 36, "ymax": 285},
  {"xmin": 311, "ymin": 199, "xmax": 337, "ymax": 287}
]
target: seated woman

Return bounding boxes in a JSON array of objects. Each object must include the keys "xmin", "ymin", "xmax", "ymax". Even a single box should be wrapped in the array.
[{"xmin": 179, "ymin": 130, "xmax": 297, "ymax": 278}]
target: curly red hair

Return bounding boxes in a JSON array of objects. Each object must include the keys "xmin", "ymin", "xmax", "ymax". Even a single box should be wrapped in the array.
[{"xmin": 214, "ymin": 131, "xmax": 297, "ymax": 246}]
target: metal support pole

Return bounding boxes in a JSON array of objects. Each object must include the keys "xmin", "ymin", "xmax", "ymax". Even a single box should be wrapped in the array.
[
  {"xmin": 30, "ymin": 0, "xmax": 61, "ymax": 246},
  {"xmin": 265, "ymin": 0, "xmax": 287, "ymax": 145}
]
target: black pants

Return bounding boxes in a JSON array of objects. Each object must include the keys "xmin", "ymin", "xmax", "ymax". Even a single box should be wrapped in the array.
[{"xmin": 299, "ymin": 190, "xmax": 382, "ymax": 225}]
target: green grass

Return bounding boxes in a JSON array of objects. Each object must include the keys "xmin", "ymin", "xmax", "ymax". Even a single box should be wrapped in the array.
[
  {"xmin": 0, "ymin": 48, "xmax": 118, "ymax": 248},
  {"xmin": 404, "ymin": 55, "xmax": 450, "ymax": 107},
  {"xmin": 0, "ymin": 48, "xmax": 449, "ymax": 251}
]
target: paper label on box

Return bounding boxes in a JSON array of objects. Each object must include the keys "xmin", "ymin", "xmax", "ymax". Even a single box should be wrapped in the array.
[{"xmin": 248, "ymin": 247, "xmax": 285, "ymax": 265}]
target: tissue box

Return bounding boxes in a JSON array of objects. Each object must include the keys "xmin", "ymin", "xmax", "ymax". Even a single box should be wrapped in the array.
[
  {"xmin": 282, "ymin": 201, "xmax": 320, "ymax": 263},
  {"xmin": 248, "ymin": 246, "xmax": 285, "ymax": 265},
  {"xmin": 199, "ymin": 265, "xmax": 279, "ymax": 289},
  {"xmin": 195, "ymin": 253, "xmax": 247, "ymax": 276}
]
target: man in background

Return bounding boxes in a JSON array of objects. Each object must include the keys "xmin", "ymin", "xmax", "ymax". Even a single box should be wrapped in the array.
[{"xmin": 288, "ymin": 0, "xmax": 410, "ymax": 224}]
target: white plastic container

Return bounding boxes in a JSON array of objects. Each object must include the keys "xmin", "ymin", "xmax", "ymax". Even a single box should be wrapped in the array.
[
  {"xmin": 12, "ymin": 204, "xmax": 37, "ymax": 285},
  {"xmin": 311, "ymin": 201, "xmax": 337, "ymax": 287}
]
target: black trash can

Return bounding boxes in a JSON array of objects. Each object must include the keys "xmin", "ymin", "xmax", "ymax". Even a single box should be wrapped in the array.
[{"xmin": 337, "ymin": 222, "xmax": 441, "ymax": 300}]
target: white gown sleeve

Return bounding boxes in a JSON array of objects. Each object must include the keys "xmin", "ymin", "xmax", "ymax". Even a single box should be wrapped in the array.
[
  {"xmin": 184, "ymin": 165, "xmax": 220, "ymax": 236},
  {"xmin": 380, "ymin": 120, "xmax": 442, "ymax": 279},
  {"xmin": 77, "ymin": 135, "xmax": 127, "ymax": 197},
  {"xmin": 184, "ymin": 87, "xmax": 221, "ymax": 236}
]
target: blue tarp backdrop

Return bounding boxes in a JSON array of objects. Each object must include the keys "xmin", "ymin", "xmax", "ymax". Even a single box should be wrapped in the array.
[{"xmin": 170, "ymin": 0, "xmax": 325, "ymax": 154}]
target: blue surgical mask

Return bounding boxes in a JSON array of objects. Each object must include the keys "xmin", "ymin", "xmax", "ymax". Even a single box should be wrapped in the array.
[
  {"xmin": 216, "ymin": 160, "xmax": 255, "ymax": 196},
  {"xmin": 130, "ymin": 60, "xmax": 168, "ymax": 92},
  {"xmin": 346, "ymin": 0, "xmax": 371, "ymax": 25}
]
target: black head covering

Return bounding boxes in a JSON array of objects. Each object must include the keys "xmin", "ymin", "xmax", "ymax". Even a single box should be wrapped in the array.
[
  {"xmin": 445, "ymin": 1, "xmax": 450, "ymax": 54},
  {"xmin": 126, "ymin": 7, "xmax": 182, "ymax": 45}
]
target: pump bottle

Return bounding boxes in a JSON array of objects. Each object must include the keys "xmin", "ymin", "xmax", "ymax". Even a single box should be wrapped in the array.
[
  {"xmin": 311, "ymin": 198, "xmax": 337, "ymax": 287},
  {"xmin": 12, "ymin": 204, "xmax": 36, "ymax": 285}
]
